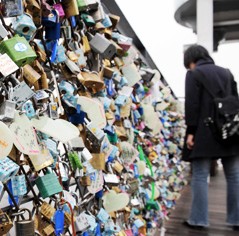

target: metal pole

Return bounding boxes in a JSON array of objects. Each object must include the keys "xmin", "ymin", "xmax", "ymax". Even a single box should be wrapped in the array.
[{"xmin": 197, "ymin": 0, "xmax": 213, "ymax": 53}]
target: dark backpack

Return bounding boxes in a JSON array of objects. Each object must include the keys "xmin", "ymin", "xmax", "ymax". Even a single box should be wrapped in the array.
[{"xmin": 196, "ymin": 69, "xmax": 239, "ymax": 143}]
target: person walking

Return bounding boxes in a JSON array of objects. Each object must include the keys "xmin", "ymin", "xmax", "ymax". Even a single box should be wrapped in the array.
[{"xmin": 182, "ymin": 45, "xmax": 239, "ymax": 231}]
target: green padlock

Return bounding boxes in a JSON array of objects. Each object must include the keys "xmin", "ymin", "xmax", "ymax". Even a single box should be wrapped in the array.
[
  {"xmin": 68, "ymin": 151, "xmax": 83, "ymax": 171},
  {"xmin": 145, "ymin": 199, "xmax": 160, "ymax": 211},
  {"xmin": 35, "ymin": 172, "xmax": 63, "ymax": 199},
  {"xmin": 0, "ymin": 35, "xmax": 37, "ymax": 67},
  {"xmin": 77, "ymin": 0, "xmax": 87, "ymax": 11},
  {"xmin": 81, "ymin": 13, "xmax": 96, "ymax": 27}
]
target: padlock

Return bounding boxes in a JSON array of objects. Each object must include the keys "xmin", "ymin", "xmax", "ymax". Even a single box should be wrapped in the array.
[
  {"xmin": 0, "ymin": 24, "xmax": 8, "ymax": 40},
  {"xmin": 0, "ymin": 100, "xmax": 16, "ymax": 122},
  {"xmin": 76, "ymin": 0, "xmax": 87, "ymax": 11},
  {"xmin": 53, "ymin": 3, "xmax": 65, "ymax": 19},
  {"xmin": 91, "ymin": 2, "xmax": 105, "ymax": 22},
  {"xmin": 89, "ymin": 153, "xmax": 105, "ymax": 170},
  {"xmin": 11, "ymin": 175, "xmax": 27, "ymax": 196},
  {"xmin": 81, "ymin": 13, "xmax": 96, "ymax": 27},
  {"xmin": 108, "ymin": 13, "xmax": 120, "ymax": 30},
  {"xmin": 55, "ymin": 44, "xmax": 67, "ymax": 64},
  {"xmin": 13, "ymin": 208, "xmax": 35, "ymax": 236},
  {"xmin": 80, "ymin": 175, "xmax": 91, "ymax": 186},
  {"xmin": 68, "ymin": 151, "xmax": 83, "ymax": 171},
  {"xmin": 114, "ymin": 56, "xmax": 124, "ymax": 67},
  {"xmin": 0, "ymin": 157, "xmax": 19, "ymax": 182},
  {"xmin": 75, "ymin": 211, "xmax": 91, "ymax": 232},
  {"xmin": 31, "ymin": 43, "xmax": 47, "ymax": 63},
  {"xmin": 40, "ymin": 202, "xmax": 56, "ymax": 221},
  {"xmin": 66, "ymin": 50, "xmax": 79, "ymax": 62},
  {"xmin": 62, "ymin": 0, "xmax": 79, "ymax": 18},
  {"xmin": 62, "ymin": 98, "xmax": 77, "ymax": 115},
  {"xmin": 0, "ymin": 209, "xmax": 13, "ymax": 235},
  {"xmin": 53, "ymin": 207, "xmax": 64, "ymax": 236},
  {"xmin": 48, "ymin": 100, "xmax": 58, "ymax": 119},
  {"xmin": 21, "ymin": 100, "xmax": 35, "ymax": 119},
  {"xmin": 44, "ymin": 11, "xmax": 61, "ymax": 40},
  {"xmin": 89, "ymin": 33, "xmax": 116, "ymax": 59},
  {"xmin": 1, "ymin": 0, "xmax": 23, "ymax": 17},
  {"xmin": 23, "ymin": 64, "xmax": 41, "ymax": 85},
  {"xmin": 80, "ymin": 29, "xmax": 91, "ymax": 54},
  {"xmin": 25, "ymin": 0, "xmax": 42, "ymax": 26},
  {"xmin": 80, "ymin": 71, "xmax": 105, "ymax": 93},
  {"xmin": 0, "ymin": 35, "xmax": 37, "ymax": 67},
  {"xmin": 64, "ymin": 58, "xmax": 81, "ymax": 74},
  {"xmin": 35, "ymin": 172, "xmax": 63, "ymax": 199},
  {"xmin": 68, "ymin": 104, "xmax": 86, "ymax": 125},
  {"xmin": 101, "ymin": 14, "xmax": 113, "ymax": 28},
  {"xmin": 42, "ymin": 223, "xmax": 55, "ymax": 236},
  {"xmin": 86, "ymin": 0, "xmax": 99, "ymax": 10},
  {"xmin": 112, "ymin": 161, "xmax": 124, "ymax": 174},
  {"xmin": 12, "ymin": 13, "xmax": 37, "ymax": 41},
  {"xmin": 85, "ymin": 122, "xmax": 105, "ymax": 152}
]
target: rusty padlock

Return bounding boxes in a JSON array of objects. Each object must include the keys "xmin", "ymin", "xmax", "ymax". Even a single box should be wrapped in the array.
[{"xmin": 0, "ymin": 209, "xmax": 13, "ymax": 235}]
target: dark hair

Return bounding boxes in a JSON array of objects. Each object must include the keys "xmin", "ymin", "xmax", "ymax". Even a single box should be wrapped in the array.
[{"xmin": 184, "ymin": 45, "xmax": 214, "ymax": 69}]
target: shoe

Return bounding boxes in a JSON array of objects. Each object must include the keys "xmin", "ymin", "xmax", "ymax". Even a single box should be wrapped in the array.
[
  {"xmin": 233, "ymin": 226, "xmax": 239, "ymax": 231},
  {"xmin": 182, "ymin": 221, "xmax": 207, "ymax": 230}
]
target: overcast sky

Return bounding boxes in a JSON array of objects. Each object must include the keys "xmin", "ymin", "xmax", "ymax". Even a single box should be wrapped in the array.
[{"xmin": 116, "ymin": 0, "xmax": 239, "ymax": 98}]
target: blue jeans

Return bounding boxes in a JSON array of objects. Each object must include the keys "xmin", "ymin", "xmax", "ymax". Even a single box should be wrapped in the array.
[{"xmin": 188, "ymin": 156, "xmax": 239, "ymax": 226}]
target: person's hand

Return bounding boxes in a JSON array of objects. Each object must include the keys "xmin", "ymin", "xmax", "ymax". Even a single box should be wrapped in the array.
[{"xmin": 186, "ymin": 134, "xmax": 194, "ymax": 150}]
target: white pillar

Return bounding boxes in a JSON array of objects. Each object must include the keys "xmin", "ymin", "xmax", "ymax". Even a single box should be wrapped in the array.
[{"xmin": 197, "ymin": 0, "xmax": 213, "ymax": 53}]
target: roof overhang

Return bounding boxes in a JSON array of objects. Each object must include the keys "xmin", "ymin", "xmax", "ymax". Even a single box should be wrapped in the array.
[{"xmin": 174, "ymin": 0, "xmax": 239, "ymax": 51}]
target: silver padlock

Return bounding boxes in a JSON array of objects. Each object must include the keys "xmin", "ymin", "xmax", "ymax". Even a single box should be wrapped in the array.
[
  {"xmin": 89, "ymin": 33, "xmax": 116, "ymax": 59},
  {"xmin": 0, "ymin": 83, "xmax": 16, "ymax": 122},
  {"xmin": 85, "ymin": 119, "xmax": 105, "ymax": 150},
  {"xmin": 0, "ymin": 100, "xmax": 16, "ymax": 122},
  {"xmin": 0, "ymin": 24, "xmax": 8, "ymax": 40},
  {"xmin": 91, "ymin": 1, "xmax": 105, "ymax": 22},
  {"xmin": 13, "ymin": 208, "xmax": 35, "ymax": 236}
]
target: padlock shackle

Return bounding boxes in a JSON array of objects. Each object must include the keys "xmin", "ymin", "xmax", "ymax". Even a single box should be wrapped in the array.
[{"xmin": 12, "ymin": 208, "xmax": 32, "ymax": 221}]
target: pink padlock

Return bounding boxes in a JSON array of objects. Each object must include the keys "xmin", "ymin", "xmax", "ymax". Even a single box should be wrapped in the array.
[
  {"xmin": 139, "ymin": 121, "xmax": 145, "ymax": 130},
  {"xmin": 54, "ymin": 3, "xmax": 65, "ymax": 18}
]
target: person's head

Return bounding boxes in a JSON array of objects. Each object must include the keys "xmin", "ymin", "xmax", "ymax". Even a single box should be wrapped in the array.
[{"xmin": 184, "ymin": 45, "xmax": 214, "ymax": 70}]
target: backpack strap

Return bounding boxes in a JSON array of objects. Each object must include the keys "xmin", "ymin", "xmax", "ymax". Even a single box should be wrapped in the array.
[
  {"xmin": 193, "ymin": 69, "xmax": 216, "ymax": 98},
  {"xmin": 194, "ymin": 68, "xmax": 232, "ymax": 99},
  {"xmin": 225, "ymin": 69, "xmax": 232, "ymax": 95}
]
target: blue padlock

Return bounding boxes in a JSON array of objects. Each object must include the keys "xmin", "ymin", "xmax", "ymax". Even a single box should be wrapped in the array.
[
  {"xmin": 12, "ymin": 13, "xmax": 37, "ymax": 41},
  {"xmin": 22, "ymin": 100, "xmax": 36, "ymax": 119},
  {"xmin": 70, "ymin": 16, "xmax": 76, "ymax": 28},
  {"xmin": 137, "ymin": 106, "xmax": 144, "ymax": 116},
  {"xmin": 54, "ymin": 209, "xmax": 65, "ymax": 236},
  {"xmin": 59, "ymin": 80, "xmax": 76, "ymax": 95},
  {"xmin": 45, "ymin": 23, "xmax": 61, "ymax": 40},
  {"xmin": 105, "ymin": 79, "xmax": 115, "ymax": 97},
  {"xmin": 68, "ymin": 104, "xmax": 86, "ymax": 125},
  {"xmin": 114, "ymin": 106, "xmax": 121, "ymax": 120},
  {"xmin": 115, "ymin": 95, "xmax": 127, "ymax": 106},
  {"xmin": 133, "ymin": 164, "xmax": 139, "ymax": 178},
  {"xmin": 7, "ymin": 181, "xmax": 19, "ymax": 206},
  {"xmin": 104, "ymin": 124, "xmax": 115, "ymax": 136},
  {"xmin": 95, "ymin": 189, "xmax": 104, "ymax": 199},
  {"xmin": 95, "ymin": 223, "xmax": 102, "ymax": 236},
  {"xmin": 119, "ymin": 76, "xmax": 128, "ymax": 87},
  {"xmin": 42, "ymin": 10, "xmax": 58, "ymax": 26},
  {"xmin": 101, "ymin": 15, "xmax": 112, "ymax": 28},
  {"xmin": 103, "ymin": 96, "xmax": 112, "ymax": 110},
  {"xmin": 55, "ymin": 45, "xmax": 67, "ymax": 63},
  {"xmin": 50, "ymin": 40, "xmax": 58, "ymax": 62}
]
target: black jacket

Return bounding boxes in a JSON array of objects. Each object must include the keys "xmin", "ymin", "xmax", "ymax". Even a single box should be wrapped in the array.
[{"xmin": 182, "ymin": 59, "xmax": 239, "ymax": 161}]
